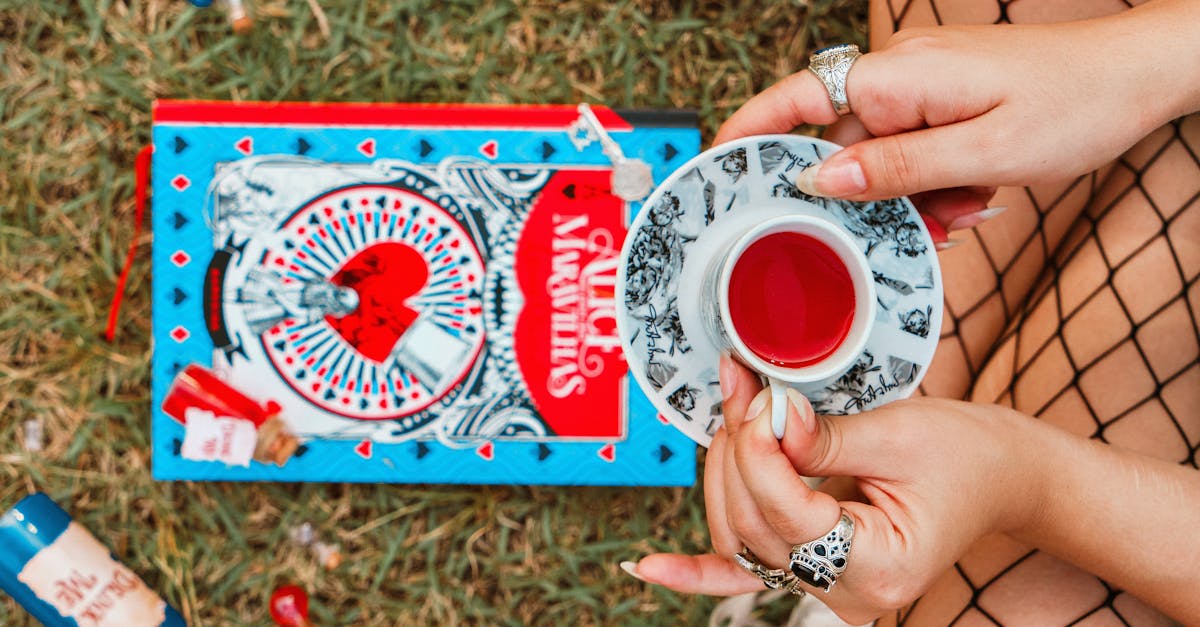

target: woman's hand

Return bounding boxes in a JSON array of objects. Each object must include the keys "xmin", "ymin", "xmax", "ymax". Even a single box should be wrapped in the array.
[
  {"xmin": 625, "ymin": 357, "xmax": 1049, "ymax": 624},
  {"xmin": 713, "ymin": 1, "xmax": 1200, "ymax": 229}
]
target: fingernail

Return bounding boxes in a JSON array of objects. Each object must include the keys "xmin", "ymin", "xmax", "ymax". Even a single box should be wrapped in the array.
[
  {"xmin": 771, "ymin": 383, "xmax": 787, "ymax": 439},
  {"xmin": 935, "ymin": 239, "xmax": 964, "ymax": 251},
  {"xmin": 745, "ymin": 388, "xmax": 771, "ymax": 422},
  {"xmin": 796, "ymin": 159, "xmax": 867, "ymax": 198},
  {"xmin": 786, "ymin": 388, "xmax": 816, "ymax": 434},
  {"xmin": 620, "ymin": 561, "xmax": 647, "ymax": 582},
  {"xmin": 719, "ymin": 352, "xmax": 737, "ymax": 398},
  {"xmin": 947, "ymin": 205, "xmax": 1008, "ymax": 232}
]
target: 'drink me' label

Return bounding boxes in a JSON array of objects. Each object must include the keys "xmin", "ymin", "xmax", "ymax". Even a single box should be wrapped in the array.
[
  {"xmin": 180, "ymin": 407, "xmax": 258, "ymax": 467},
  {"xmin": 16, "ymin": 522, "xmax": 167, "ymax": 627}
]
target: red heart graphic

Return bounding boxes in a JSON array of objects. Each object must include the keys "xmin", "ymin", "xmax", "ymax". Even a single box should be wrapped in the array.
[
  {"xmin": 480, "ymin": 140, "xmax": 498, "ymax": 159},
  {"xmin": 325, "ymin": 242, "xmax": 428, "ymax": 363}
]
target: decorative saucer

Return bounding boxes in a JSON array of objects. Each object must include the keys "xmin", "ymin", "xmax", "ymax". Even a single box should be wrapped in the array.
[{"xmin": 616, "ymin": 135, "xmax": 943, "ymax": 447}]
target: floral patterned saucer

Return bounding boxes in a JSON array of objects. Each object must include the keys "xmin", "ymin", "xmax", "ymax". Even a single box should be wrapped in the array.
[{"xmin": 616, "ymin": 135, "xmax": 943, "ymax": 447}]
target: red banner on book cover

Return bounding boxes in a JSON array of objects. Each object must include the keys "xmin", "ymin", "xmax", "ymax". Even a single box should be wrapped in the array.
[{"xmin": 515, "ymin": 170, "xmax": 628, "ymax": 439}]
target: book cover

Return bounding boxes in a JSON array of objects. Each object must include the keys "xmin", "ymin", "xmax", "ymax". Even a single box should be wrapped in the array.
[{"xmin": 149, "ymin": 101, "xmax": 698, "ymax": 485}]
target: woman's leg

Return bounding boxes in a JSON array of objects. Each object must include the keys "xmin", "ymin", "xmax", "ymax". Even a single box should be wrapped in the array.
[
  {"xmin": 936, "ymin": 115, "xmax": 1199, "ymax": 627},
  {"xmin": 873, "ymin": 1, "xmax": 1200, "ymax": 624}
]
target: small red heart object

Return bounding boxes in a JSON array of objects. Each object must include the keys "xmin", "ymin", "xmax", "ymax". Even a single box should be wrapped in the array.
[
  {"xmin": 325, "ymin": 242, "xmax": 429, "ymax": 363},
  {"xmin": 269, "ymin": 584, "xmax": 311, "ymax": 627}
]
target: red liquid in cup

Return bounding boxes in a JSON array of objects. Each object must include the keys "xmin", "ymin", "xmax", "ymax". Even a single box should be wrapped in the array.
[{"xmin": 727, "ymin": 232, "xmax": 857, "ymax": 368}]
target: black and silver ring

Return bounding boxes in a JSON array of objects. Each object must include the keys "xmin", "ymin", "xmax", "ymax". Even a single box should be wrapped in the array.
[{"xmin": 788, "ymin": 510, "xmax": 855, "ymax": 592}]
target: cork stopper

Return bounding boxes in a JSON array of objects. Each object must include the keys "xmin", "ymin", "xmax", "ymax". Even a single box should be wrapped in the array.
[{"xmin": 253, "ymin": 417, "xmax": 300, "ymax": 466}]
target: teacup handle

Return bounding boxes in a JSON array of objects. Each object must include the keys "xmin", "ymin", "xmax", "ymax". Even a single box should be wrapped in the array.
[{"xmin": 767, "ymin": 377, "xmax": 788, "ymax": 439}]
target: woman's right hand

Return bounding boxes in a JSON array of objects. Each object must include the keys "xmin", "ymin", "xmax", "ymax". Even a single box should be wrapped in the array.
[
  {"xmin": 714, "ymin": 0, "xmax": 1200, "ymax": 206},
  {"xmin": 629, "ymin": 357, "xmax": 1054, "ymax": 624}
]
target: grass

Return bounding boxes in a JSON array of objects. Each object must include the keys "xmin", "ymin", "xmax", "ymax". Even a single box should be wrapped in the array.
[{"xmin": 0, "ymin": 0, "xmax": 865, "ymax": 624}]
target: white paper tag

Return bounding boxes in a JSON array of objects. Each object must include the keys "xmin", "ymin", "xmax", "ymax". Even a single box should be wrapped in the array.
[
  {"xmin": 393, "ymin": 315, "xmax": 472, "ymax": 387},
  {"xmin": 17, "ymin": 523, "xmax": 167, "ymax": 627},
  {"xmin": 180, "ymin": 408, "xmax": 258, "ymax": 467}
]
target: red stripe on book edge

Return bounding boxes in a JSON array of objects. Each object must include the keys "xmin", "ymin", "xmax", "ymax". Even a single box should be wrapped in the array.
[{"xmin": 152, "ymin": 100, "xmax": 634, "ymax": 131}]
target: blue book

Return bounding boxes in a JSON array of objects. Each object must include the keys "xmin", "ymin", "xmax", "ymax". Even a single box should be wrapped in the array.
[{"xmin": 149, "ymin": 101, "xmax": 698, "ymax": 485}]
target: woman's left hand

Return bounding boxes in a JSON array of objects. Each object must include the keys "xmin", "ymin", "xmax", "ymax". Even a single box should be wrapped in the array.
[{"xmin": 625, "ymin": 356, "xmax": 1050, "ymax": 624}]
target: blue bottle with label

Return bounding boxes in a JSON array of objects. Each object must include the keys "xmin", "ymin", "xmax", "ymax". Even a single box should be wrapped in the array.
[{"xmin": 0, "ymin": 493, "xmax": 187, "ymax": 626}]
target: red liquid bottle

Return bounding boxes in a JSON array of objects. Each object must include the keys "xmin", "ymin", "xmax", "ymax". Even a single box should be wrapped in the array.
[
  {"xmin": 727, "ymin": 232, "xmax": 856, "ymax": 368},
  {"xmin": 161, "ymin": 364, "xmax": 301, "ymax": 465},
  {"xmin": 162, "ymin": 364, "xmax": 274, "ymax": 427}
]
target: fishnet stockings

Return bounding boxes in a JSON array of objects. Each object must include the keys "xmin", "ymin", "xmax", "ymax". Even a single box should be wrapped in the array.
[{"xmin": 870, "ymin": 1, "xmax": 1200, "ymax": 625}]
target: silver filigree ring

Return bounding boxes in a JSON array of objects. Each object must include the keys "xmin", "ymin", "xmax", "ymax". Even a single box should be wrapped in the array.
[
  {"xmin": 789, "ymin": 511, "xmax": 855, "ymax": 592},
  {"xmin": 807, "ymin": 44, "xmax": 862, "ymax": 116},
  {"xmin": 734, "ymin": 548, "xmax": 807, "ymax": 597}
]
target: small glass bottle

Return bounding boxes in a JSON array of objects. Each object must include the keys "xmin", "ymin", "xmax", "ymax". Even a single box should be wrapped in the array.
[
  {"xmin": 0, "ymin": 493, "xmax": 187, "ymax": 626},
  {"xmin": 162, "ymin": 364, "xmax": 301, "ymax": 467}
]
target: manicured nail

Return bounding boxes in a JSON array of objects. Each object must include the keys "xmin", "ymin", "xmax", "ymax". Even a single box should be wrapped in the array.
[
  {"xmin": 745, "ymin": 388, "xmax": 771, "ymax": 422},
  {"xmin": 770, "ymin": 383, "xmax": 787, "ymax": 439},
  {"xmin": 719, "ymin": 352, "xmax": 737, "ymax": 398},
  {"xmin": 796, "ymin": 159, "xmax": 867, "ymax": 198},
  {"xmin": 620, "ymin": 561, "xmax": 647, "ymax": 582},
  {"xmin": 786, "ymin": 389, "xmax": 816, "ymax": 434},
  {"xmin": 935, "ymin": 239, "xmax": 964, "ymax": 251},
  {"xmin": 947, "ymin": 205, "xmax": 1007, "ymax": 232}
]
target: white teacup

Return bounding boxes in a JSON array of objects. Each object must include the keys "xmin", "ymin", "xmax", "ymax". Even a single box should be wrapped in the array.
[{"xmin": 705, "ymin": 215, "xmax": 877, "ymax": 437}]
